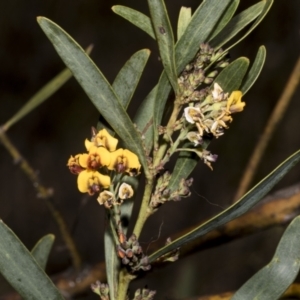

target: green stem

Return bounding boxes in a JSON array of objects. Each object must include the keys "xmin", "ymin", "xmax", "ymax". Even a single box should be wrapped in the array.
[
  {"xmin": 133, "ymin": 179, "xmax": 154, "ymax": 239},
  {"xmin": 117, "ymin": 269, "xmax": 136, "ymax": 300}
]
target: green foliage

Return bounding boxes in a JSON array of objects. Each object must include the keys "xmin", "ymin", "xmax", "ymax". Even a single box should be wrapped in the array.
[
  {"xmin": 232, "ymin": 216, "xmax": 300, "ymax": 300},
  {"xmin": 149, "ymin": 149, "xmax": 300, "ymax": 262},
  {"xmin": 0, "ymin": 222, "xmax": 63, "ymax": 299},
  {"xmin": 31, "ymin": 234, "xmax": 55, "ymax": 270},
  {"xmin": 37, "ymin": 17, "xmax": 150, "ymax": 177},
  {"xmin": 1, "ymin": 0, "xmax": 294, "ymax": 299}
]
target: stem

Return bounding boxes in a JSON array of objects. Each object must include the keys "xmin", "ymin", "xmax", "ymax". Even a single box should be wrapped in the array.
[
  {"xmin": 117, "ymin": 269, "xmax": 135, "ymax": 300},
  {"xmin": 132, "ymin": 179, "xmax": 154, "ymax": 239},
  {"xmin": 0, "ymin": 126, "xmax": 82, "ymax": 270},
  {"xmin": 153, "ymin": 101, "xmax": 182, "ymax": 168}
]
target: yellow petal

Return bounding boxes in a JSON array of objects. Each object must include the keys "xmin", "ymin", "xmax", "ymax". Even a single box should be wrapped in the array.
[
  {"xmin": 85, "ymin": 139, "xmax": 93, "ymax": 151},
  {"xmin": 78, "ymin": 153, "xmax": 89, "ymax": 168},
  {"xmin": 226, "ymin": 91, "xmax": 245, "ymax": 113},
  {"xmin": 77, "ymin": 170, "xmax": 91, "ymax": 193},
  {"xmin": 107, "ymin": 148, "xmax": 123, "ymax": 171},
  {"xmin": 94, "ymin": 172, "xmax": 111, "ymax": 188},
  {"xmin": 97, "ymin": 129, "xmax": 118, "ymax": 152},
  {"xmin": 77, "ymin": 170, "xmax": 111, "ymax": 194},
  {"xmin": 123, "ymin": 149, "xmax": 141, "ymax": 171}
]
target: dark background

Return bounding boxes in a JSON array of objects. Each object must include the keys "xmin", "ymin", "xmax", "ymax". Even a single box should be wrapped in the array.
[{"xmin": 0, "ymin": 0, "xmax": 299, "ymax": 299}]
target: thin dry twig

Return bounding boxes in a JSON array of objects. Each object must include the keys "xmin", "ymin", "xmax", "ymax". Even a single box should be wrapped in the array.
[
  {"xmin": 0, "ymin": 126, "xmax": 82, "ymax": 271},
  {"xmin": 234, "ymin": 55, "xmax": 300, "ymax": 202}
]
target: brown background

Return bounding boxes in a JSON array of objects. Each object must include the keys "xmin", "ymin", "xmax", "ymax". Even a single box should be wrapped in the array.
[{"xmin": 0, "ymin": 0, "xmax": 299, "ymax": 299}]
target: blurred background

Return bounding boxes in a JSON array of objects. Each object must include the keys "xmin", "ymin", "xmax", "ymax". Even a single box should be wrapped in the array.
[{"xmin": 0, "ymin": 0, "xmax": 299, "ymax": 299}]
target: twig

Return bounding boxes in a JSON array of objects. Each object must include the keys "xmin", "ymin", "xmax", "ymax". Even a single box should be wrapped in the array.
[
  {"xmin": 234, "ymin": 55, "xmax": 300, "ymax": 202},
  {"xmin": 0, "ymin": 126, "xmax": 82, "ymax": 271}
]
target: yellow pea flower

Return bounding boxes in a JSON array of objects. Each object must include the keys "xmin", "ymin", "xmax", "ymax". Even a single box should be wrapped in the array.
[
  {"xmin": 108, "ymin": 149, "xmax": 141, "ymax": 175},
  {"xmin": 85, "ymin": 129, "xmax": 118, "ymax": 152},
  {"xmin": 78, "ymin": 146, "xmax": 110, "ymax": 170},
  {"xmin": 226, "ymin": 91, "xmax": 245, "ymax": 113},
  {"xmin": 77, "ymin": 170, "xmax": 110, "ymax": 195}
]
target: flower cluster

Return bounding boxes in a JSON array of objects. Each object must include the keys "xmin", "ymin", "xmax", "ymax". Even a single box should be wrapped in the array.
[
  {"xmin": 182, "ymin": 83, "xmax": 244, "ymax": 169},
  {"xmin": 184, "ymin": 83, "xmax": 245, "ymax": 139},
  {"xmin": 67, "ymin": 129, "xmax": 140, "ymax": 200}
]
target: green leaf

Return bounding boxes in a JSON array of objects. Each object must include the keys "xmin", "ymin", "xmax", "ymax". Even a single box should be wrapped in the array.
[
  {"xmin": 112, "ymin": 49, "xmax": 150, "ymax": 109},
  {"xmin": 225, "ymin": 0, "xmax": 273, "ymax": 53},
  {"xmin": 3, "ymin": 45, "xmax": 93, "ymax": 132},
  {"xmin": 104, "ymin": 224, "xmax": 119, "ymax": 300},
  {"xmin": 38, "ymin": 17, "xmax": 149, "ymax": 176},
  {"xmin": 214, "ymin": 57, "xmax": 250, "ymax": 92},
  {"xmin": 209, "ymin": 0, "xmax": 239, "ymax": 41},
  {"xmin": 148, "ymin": 0, "xmax": 178, "ymax": 94},
  {"xmin": 232, "ymin": 216, "xmax": 300, "ymax": 300},
  {"xmin": 153, "ymin": 0, "xmax": 231, "ymax": 137},
  {"xmin": 240, "ymin": 45, "xmax": 266, "ymax": 95},
  {"xmin": 177, "ymin": 7, "xmax": 192, "ymax": 42},
  {"xmin": 149, "ymin": 149, "xmax": 300, "ymax": 263},
  {"xmin": 31, "ymin": 234, "xmax": 55, "ymax": 270},
  {"xmin": 210, "ymin": 1, "xmax": 265, "ymax": 49},
  {"xmin": 133, "ymin": 86, "xmax": 156, "ymax": 153},
  {"xmin": 112, "ymin": 5, "xmax": 155, "ymax": 39},
  {"xmin": 0, "ymin": 221, "xmax": 63, "ymax": 299}
]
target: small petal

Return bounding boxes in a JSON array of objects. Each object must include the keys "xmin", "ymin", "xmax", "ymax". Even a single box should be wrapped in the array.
[
  {"xmin": 211, "ymin": 82, "xmax": 228, "ymax": 101},
  {"xmin": 184, "ymin": 107, "xmax": 201, "ymax": 124},
  {"xmin": 95, "ymin": 129, "xmax": 118, "ymax": 151},
  {"xmin": 118, "ymin": 183, "xmax": 134, "ymax": 200}
]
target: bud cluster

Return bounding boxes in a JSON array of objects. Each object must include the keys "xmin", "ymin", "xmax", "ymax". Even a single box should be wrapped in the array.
[
  {"xmin": 178, "ymin": 43, "xmax": 229, "ymax": 103},
  {"xmin": 150, "ymin": 172, "xmax": 193, "ymax": 208},
  {"xmin": 117, "ymin": 234, "xmax": 151, "ymax": 272},
  {"xmin": 133, "ymin": 288, "xmax": 156, "ymax": 300}
]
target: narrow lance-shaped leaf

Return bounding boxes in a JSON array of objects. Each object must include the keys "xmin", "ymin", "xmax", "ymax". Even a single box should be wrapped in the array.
[
  {"xmin": 112, "ymin": 5, "xmax": 155, "ymax": 39},
  {"xmin": 153, "ymin": 0, "xmax": 231, "ymax": 139},
  {"xmin": 232, "ymin": 215, "xmax": 300, "ymax": 300},
  {"xmin": 112, "ymin": 49, "xmax": 150, "ymax": 109},
  {"xmin": 210, "ymin": 1, "xmax": 265, "ymax": 49},
  {"xmin": 214, "ymin": 57, "xmax": 250, "ymax": 92},
  {"xmin": 148, "ymin": 0, "xmax": 178, "ymax": 94},
  {"xmin": 240, "ymin": 45, "xmax": 266, "ymax": 95},
  {"xmin": 0, "ymin": 221, "xmax": 63, "ymax": 299},
  {"xmin": 208, "ymin": 0, "xmax": 239, "ymax": 41},
  {"xmin": 177, "ymin": 7, "xmax": 192, "ymax": 43},
  {"xmin": 38, "ymin": 17, "xmax": 149, "ymax": 176},
  {"xmin": 225, "ymin": 0, "xmax": 273, "ymax": 53},
  {"xmin": 31, "ymin": 234, "xmax": 55, "ymax": 270},
  {"xmin": 97, "ymin": 49, "xmax": 151, "ymax": 135},
  {"xmin": 3, "ymin": 44, "xmax": 93, "ymax": 131},
  {"xmin": 149, "ymin": 149, "xmax": 300, "ymax": 263}
]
